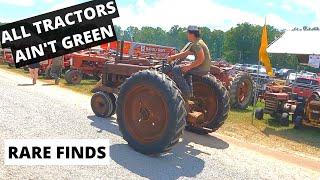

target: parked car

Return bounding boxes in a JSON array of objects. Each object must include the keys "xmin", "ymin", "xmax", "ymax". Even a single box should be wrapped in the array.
[
  {"xmin": 286, "ymin": 73, "xmax": 300, "ymax": 85},
  {"xmin": 276, "ymin": 69, "xmax": 295, "ymax": 79},
  {"xmin": 285, "ymin": 71, "xmax": 317, "ymax": 85},
  {"xmin": 246, "ymin": 65, "xmax": 267, "ymax": 74}
]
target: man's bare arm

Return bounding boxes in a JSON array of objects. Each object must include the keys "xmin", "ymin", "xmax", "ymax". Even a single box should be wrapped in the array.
[
  {"xmin": 168, "ymin": 51, "xmax": 193, "ymax": 63},
  {"xmin": 188, "ymin": 48, "xmax": 205, "ymax": 69}
]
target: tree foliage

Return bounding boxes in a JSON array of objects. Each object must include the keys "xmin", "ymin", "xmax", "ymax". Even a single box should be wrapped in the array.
[{"xmin": 114, "ymin": 23, "xmax": 307, "ymax": 69}]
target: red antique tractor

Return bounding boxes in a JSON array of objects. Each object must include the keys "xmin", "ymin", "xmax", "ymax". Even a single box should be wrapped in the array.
[
  {"xmin": 90, "ymin": 41, "xmax": 230, "ymax": 155},
  {"xmin": 1, "ymin": 48, "xmax": 15, "ymax": 67},
  {"xmin": 210, "ymin": 60, "xmax": 254, "ymax": 109},
  {"xmin": 255, "ymin": 86, "xmax": 296, "ymax": 126},
  {"xmin": 64, "ymin": 48, "xmax": 111, "ymax": 85}
]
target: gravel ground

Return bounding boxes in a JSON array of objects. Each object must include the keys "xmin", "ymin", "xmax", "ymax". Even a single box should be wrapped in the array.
[{"xmin": 0, "ymin": 69, "xmax": 319, "ymax": 180}]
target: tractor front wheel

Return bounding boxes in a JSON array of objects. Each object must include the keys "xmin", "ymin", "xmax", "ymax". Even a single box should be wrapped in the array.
[
  {"xmin": 91, "ymin": 92, "xmax": 117, "ymax": 118},
  {"xmin": 65, "ymin": 70, "xmax": 82, "ymax": 85},
  {"xmin": 186, "ymin": 75, "xmax": 230, "ymax": 135},
  {"xmin": 280, "ymin": 113, "xmax": 290, "ymax": 126},
  {"xmin": 230, "ymin": 73, "xmax": 254, "ymax": 109},
  {"xmin": 116, "ymin": 70, "xmax": 187, "ymax": 155}
]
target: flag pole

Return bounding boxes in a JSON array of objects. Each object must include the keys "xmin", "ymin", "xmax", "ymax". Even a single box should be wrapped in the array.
[{"xmin": 253, "ymin": 17, "xmax": 266, "ymax": 124}]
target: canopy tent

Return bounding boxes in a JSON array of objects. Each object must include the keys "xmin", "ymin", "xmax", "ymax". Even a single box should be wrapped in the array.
[{"xmin": 267, "ymin": 31, "xmax": 320, "ymax": 55}]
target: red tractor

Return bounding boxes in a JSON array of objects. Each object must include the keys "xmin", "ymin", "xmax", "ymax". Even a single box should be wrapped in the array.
[
  {"xmin": 210, "ymin": 60, "xmax": 254, "ymax": 109},
  {"xmin": 90, "ymin": 41, "xmax": 230, "ymax": 155},
  {"xmin": 1, "ymin": 48, "xmax": 15, "ymax": 67},
  {"xmin": 255, "ymin": 85, "xmax": 296, "ymax": 126},
  {"xmin": 64, "ymin": 48, "xmax": 111, "ymax": 85}
]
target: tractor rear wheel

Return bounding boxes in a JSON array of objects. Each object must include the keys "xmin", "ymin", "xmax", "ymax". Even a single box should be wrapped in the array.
[
  {"xmin": 91, "ymin": 92, "xmax": 116, "ymax": 118},
  {"xmin": 65, "ymin": 69, "xmax": 82, "ymax": 85},
  {"xmin": 116, "ymin": 70, "xmax": 187, "ymax": 155},
  {"xmin": 186, "ymin": 75, "xmax": 230, "ymax": 135},
  {"xmin": 230, "ymin": 73, "xmax": 254, "ymax": 109}
]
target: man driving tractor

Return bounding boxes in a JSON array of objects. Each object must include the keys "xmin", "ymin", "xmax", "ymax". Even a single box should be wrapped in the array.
[{"xmin": 167, "ymin": 25, "xmax": 211, "ymax": 99}]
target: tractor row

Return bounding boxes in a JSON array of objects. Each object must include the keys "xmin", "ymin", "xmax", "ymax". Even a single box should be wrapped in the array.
[{"xmin": 255, "ymin": 76, "xmax": 320, "ymax": 129}]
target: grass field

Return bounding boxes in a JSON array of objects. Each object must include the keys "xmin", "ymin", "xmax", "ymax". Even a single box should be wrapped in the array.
[{"xmin": 1, "ymin": 63, "xmax": 319, "ymax": 158}]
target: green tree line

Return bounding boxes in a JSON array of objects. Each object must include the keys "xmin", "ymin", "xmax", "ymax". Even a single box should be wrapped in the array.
[{"xmin": 114, "ymin": 23, "xmax": 320, "ymax": 70}]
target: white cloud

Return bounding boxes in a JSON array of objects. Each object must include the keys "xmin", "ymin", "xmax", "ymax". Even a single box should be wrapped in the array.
[
  {"xmin": 42, "ymin": 0, "xmax": 54, "ymax": 3},
  {"xmin": 114, "ymin": 0, "xmax": 294, "ymax": 31},
  {"xmin": 281, "ymin": 3, "xmax": 293, "ymax": 12},
  {"xmin": 0, "ymin": 0, "xmax": 34, "ymax": 7},
  {"xmin": 292, "ymin": 0, "xmax": 320, "ymax": 27},
  {"xmin": 49, "ymin": 0, "xmax": 78, "ymax": 11}
]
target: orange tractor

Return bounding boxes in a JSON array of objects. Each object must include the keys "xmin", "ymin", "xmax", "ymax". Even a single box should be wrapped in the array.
[
  {"xmin": 64, "ymin": 48, "xmax": 110, "ymax": 84},
  {"xmin": 210, "ymin": 60, "xmax": 254, "ymax": 109},
  {"xmin": 1, "ymin": 48, "xmax": 15, "ymax": 67},
  {"xmin": 90, "ymin": 40, "xmax": 230, "ymax": 155}
]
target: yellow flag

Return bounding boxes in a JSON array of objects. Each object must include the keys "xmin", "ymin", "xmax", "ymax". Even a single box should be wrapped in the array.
[{"xmin": 259, "ymin": 24, "xmax": 273, "ymax": 76}]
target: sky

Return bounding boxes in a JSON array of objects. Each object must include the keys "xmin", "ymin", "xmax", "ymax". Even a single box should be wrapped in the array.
[{"xmin": 0, "ymin": 0, "xmax": 318, "ymax": 31}]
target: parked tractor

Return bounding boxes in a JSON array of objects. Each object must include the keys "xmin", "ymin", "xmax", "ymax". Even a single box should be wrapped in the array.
[
  {"xmin": 295, "ymin": 92, "xmax": 320, "ymax": 128},
  {"xmin": 1, "ymin": 48, "xmax": 14, "ymax": 67},
  {"xmin": 255, "ymin": 86, "xmax": 296, "ymax": 126},
  {"xmin": 90, "ymin": 41, "xmax": 230, "ymax": 155},
  {"xmin": 65, "ymin": 49, "xmax": 111, "ymax": 84},
  {"xmin": 210, "ymin": 60, "xmax": 254, "ymax": 109}
]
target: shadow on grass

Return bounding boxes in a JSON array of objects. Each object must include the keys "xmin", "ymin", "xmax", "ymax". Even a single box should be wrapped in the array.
[{"xmin": 262, "ymin": 118, "xmax": 320, "ymax": 149}]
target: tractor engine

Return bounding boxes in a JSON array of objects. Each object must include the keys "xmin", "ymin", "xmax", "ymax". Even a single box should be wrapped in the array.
[
  {"xmin": 304, "ymin": 92, "xmax": 320, "ymax": 128},
  {"xmin": 264, "ymin": 92, "xmax": 296, "ymax": 116}
]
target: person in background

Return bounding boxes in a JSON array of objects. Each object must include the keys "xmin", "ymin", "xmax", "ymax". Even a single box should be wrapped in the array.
[
  {"xmin": 49, "ymin": 55, "xmax": 64, "ymax": 85},
  {"xmin": 28, "ymin": 62, "xmax": 40, "ymax": 85}
]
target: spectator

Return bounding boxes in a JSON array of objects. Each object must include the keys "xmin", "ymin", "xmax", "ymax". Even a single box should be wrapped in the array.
[
  {"xmin": 49, "ymin": 55, "xmax": 64, "ymax": 85},
  {"xmin": 28, "ymin": 62, "xmax": 40, "ymax": 85}
]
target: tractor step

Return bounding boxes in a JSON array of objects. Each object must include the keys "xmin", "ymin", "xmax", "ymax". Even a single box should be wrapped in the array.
[{"xmin": 187, "ymin": 111, "xmax": 204, "ymax": 124}]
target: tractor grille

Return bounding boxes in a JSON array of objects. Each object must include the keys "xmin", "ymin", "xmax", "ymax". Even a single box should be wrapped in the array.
[{"xmin": 265, "ymin": 94, "xmax": 278, "ymax": 111}]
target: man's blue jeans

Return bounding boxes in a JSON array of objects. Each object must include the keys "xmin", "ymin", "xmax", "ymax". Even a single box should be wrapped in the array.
[{"xmin": 171, "ymin": 66, "xmax": 209, "ymax": 99}]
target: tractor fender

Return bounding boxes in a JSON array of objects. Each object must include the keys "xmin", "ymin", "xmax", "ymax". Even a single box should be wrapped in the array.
[
  {"xmin": 210, "ymin": 65, "xmax": 223, "ymax": 75},
  {"xmin": 311, "ymin": 91, "xmax": 320, "ymax": 99}
]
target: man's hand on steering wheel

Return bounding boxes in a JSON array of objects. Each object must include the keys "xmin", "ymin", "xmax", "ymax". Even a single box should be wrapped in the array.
[
  {"xmin": 181, "ymin": 64, "xmax": 192, "ymax": 73},
  {"xmin": 167, "ymin": 56, "xmax": 175, "ymax": 64}
]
